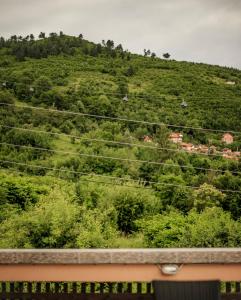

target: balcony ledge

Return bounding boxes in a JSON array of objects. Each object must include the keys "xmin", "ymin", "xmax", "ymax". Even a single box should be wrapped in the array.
[{"xmin": 0, "ymin": 248, "xmax": 240, "ymax": 265}]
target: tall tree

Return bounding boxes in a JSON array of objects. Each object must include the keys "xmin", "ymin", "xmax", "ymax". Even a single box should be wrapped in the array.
[
  {"xmin": 49, "ymin": 32, "xmax": 58, "ymax": 39},
  {"xmin": 163, "ymin": 53, "xmax": 171, "ymax": 59},
  {"xmin": 38, "ymin": 32, "xmax": 46, "ymax": 39},
  {"xmin": 29, "ymin": 34, "xmax": 35, "ymax": 41},
  {"xmin": 10, "ymin": 35, "xmax": 17, "ymax": 42},
  {"xmin": 116, "ymin": 44, "xmax": 123, "ymax": 52},
  {"xmin": 106, "ymin": 40, "xmax": 114, "ymax": 49},
  {"xmin": 0, "ymin": 37, "xmax": 5, "ymax": 48}
]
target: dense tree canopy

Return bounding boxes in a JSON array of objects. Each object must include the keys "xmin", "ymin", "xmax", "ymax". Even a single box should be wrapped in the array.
[{"xmin": 0, "ymin": 33, "xmax": 240, "ymax": 248}]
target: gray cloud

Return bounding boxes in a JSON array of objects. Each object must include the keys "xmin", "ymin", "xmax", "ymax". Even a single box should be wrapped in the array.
[{"xmin": 0, "ymin": 0, "xmax": 240, "ymax": 68}]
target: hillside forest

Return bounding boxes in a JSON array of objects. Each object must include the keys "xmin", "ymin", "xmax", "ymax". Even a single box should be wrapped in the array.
[{"xmin": 0, "ymin": 32, "xmax": 241, "ymax": 248}]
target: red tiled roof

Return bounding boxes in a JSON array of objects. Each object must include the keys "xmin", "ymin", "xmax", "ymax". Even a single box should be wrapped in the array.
[{"xmin": 169, "ymin": 133, "xmax": 183, "ymax": 138}]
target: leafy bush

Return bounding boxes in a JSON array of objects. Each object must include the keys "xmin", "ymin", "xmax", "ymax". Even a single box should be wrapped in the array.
[
  {"xmin": 0, "ymin": 175, "xmax": 47, "ymax": 208},
  {"xmin": 138, "ymin": 207, "xmax": 241, "ymax": 247}
]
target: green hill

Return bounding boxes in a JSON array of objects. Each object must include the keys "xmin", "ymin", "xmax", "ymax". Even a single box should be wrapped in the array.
[{"xmin": 0, "ymin": 33, "xmax": 241, "ymax": 248}]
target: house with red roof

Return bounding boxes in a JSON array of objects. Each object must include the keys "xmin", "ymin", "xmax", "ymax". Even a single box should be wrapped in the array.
[
  {"xmin": 222, "ymin": 133, "xmax": 233, "ymax": 144},
  {"xmin": 169, "ymin": 132, "xmax": 183, "ymax": 144}
]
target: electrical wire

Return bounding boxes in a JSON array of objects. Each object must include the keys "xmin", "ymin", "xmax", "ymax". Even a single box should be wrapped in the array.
[
  {"xmin": 1, "ymin": 83, "xmax": 239, "ymax": 101},
  {"xmin": 0, "ymin": 159, "xmax": 180, "ymax": 189},
  {"xmin": 1, "ymin": 159, "xmax": 241, "ymax": 194},
  {"xmin": 1, "ymin": 102, "xmax": 241, "ymax": 134},
  {"xmin": 0, "ymin": 142, "xmax": 240, "ymax": 175},
  {"xmin": 0, "ymin": 125, "xmax": 227, "ymax": 158}
]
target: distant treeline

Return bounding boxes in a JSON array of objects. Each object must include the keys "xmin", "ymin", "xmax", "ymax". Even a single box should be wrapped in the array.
[{"xmin": 0, "ymin": 32, "xmax": 131, "ymax": 61}]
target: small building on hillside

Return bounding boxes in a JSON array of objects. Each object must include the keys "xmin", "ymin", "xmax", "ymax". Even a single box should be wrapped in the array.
[
  {"xmin": 222, "ymin": 133, "xmax": 234, "ymax": 144},
  {"xmin": 222, "ymin": 148, "xmax": 232, "ymax": 154},
  {"xmin": 181, "ymin": 142, "xmax": 194, "ymax": 152},
  {"xmin": 226, "ymin": 81, "xmax": 236, "ymax": 85},
  {"xmin": 143, "ymin": 135, "xmax": 152, "ymax": 143},
  {"xmin": 169, "ymin": 132, "xmax": 183, "ymax": 144},
  {"xmin": 222, "ymin": 148, "xmax": 240, "ymax": 161},
  {"xmin": 196, "ymin": 145, "xmax": 209, "ymax": 154}
]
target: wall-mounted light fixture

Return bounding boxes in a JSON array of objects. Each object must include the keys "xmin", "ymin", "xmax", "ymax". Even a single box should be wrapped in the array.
[{"xmin": 159, "ymin": 264, "xmax": 181, "ymax": 275}]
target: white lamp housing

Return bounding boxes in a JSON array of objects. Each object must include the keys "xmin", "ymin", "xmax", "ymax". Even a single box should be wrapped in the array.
[{"xmin": 161, "ymin": 264, "xmax": 179, "ymax": 275}]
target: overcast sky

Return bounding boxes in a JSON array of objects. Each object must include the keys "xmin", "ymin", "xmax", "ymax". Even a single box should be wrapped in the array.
[{"xmin": 0, "ymin": 0, "xmax": 240, "ymax": 69}]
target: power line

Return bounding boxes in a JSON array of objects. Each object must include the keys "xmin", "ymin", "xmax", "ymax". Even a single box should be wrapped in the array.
[
  {"xmin": 1, "ymin": 142, "xmax": 240, "ymax": 175},
  {"xmin": 2, "ymin": 159, "xmax": 189, "ymax": 190},
  {"xmin": 0, "ymin": 160, "xmax": 150, "ymax": 190},
  {"xmin": 1, "ymin": 102, "xmax": 241, "ymax": 134},
  {"xmin": 1, "ymin": 159, "xmax": 241, "ymax": 194},
  {"xmin": 2, "ymin": 83, "xmax": 239, "ymax": 101},
  {"xmin": 78, "ymin": 92, "xmax": 240, "ymax": 104},
  {"xmin": 0, "ymin": 90, "xmax": 238, "ymax": 114},
  {"xmin": 0, "ymin": 159, "xmax": 192, "ymax": 190},
  {"xmin": 1, "ymin": 125, "xmax": 226, "ymax": 158}
]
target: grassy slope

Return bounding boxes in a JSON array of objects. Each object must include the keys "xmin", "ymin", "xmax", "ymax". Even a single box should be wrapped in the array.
[
  {"xmin": 0, "ymin": 39, "xmax": 241, "ymax": 172},
  {"xmin": 0, "ymin": 37, "xmax": 241, "ymax": 248},
  {"xmin": 0, "ymin": 39, "xmax": 241, "ymax": 183}
]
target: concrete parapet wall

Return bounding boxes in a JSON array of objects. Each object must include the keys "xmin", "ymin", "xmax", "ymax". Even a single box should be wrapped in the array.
[{"xmin": 0, "ymin": 248, "xmax": 240, "ymax": 265}]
